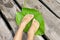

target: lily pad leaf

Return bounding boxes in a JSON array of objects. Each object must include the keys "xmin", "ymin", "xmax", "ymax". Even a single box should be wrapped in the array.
[{"xmin": 16, "ymin": 8, "xmax": 45, "ymax": 36}]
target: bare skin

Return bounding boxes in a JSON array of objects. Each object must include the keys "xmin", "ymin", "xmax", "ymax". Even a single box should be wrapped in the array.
[
  {"xmin": 27, "ymin": 19, "xmax": 39, "ymax": 40},
  {"xmin": 14, "ymin": 14, "xmax": 39, "ymax": 40}
]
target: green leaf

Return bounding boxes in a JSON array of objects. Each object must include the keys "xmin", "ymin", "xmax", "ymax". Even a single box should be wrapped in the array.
[
  {"xmin": 16, "ymin": 12, "xmax": 24, "ymax": 25},
  {"xmin": 16, "ymin": 8, "xmax": 45, "ymax": 36}
]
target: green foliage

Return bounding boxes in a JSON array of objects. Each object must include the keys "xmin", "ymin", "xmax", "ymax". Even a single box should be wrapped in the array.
[{"xmin": 16, "ymin": 8, "xmax": 45, "ymax": 36}]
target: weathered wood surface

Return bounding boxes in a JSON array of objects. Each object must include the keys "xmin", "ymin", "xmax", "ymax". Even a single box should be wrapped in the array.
[
  {"xmin": 42, "ymin": 0, "xmax": 60, "ymax": 17},
  {"xmin": 16, "ymin": 0, "xmax": 60, "ymax": 40},
  {"xmin": 0, "ymin": 0, "xmax": 60, "ymax": 40},
  {"xmin": 0, "ymin": 16, "xmax": 13, "ymax": 40},
  {"xmin": 0, "ymin": 0, "xmax": 20, "ymax": 33},
  {"xmin": 0, "ymin": 0, "xmax": 44, "ymax": 40}
]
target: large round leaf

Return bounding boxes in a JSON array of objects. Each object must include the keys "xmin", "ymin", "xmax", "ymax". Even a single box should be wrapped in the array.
[{"xmin": 16, "ymin": 8, "xmax": 45, "ymax": 36}]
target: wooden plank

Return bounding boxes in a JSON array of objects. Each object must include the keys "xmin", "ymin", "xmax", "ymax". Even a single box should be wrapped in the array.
[
  {"xmin": 0, "ymin": 0, "xmax": 20, "ymax": 33},
  {"xmin": 42, "ymin": 0, "xmax": 60, "ymax": 17},
  {"xmin": 0, "ymin": 0, "xmax": 20, "ymax": 19},
  {"xmin": 0, "ymin": 16, "xmax": 13, "ymax": 40},
  {"xmin": 16, "ymin": 0, "xmax": 60, "ymax": 40}
]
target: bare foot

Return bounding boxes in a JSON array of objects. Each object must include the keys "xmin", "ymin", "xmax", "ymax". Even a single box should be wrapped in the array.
[
  {"xmin": 14, "ymin": 14, "xmax": 34, "ymax": 40},
  {"xmin": 19, "ymin": 14, "xmax": 34, "ymax": 31},
  {"xmin": 27, "ymin": 19, "xmax": 39, "ymax": 40}
]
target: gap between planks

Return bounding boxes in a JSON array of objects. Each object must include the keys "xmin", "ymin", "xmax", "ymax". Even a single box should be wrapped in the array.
[
  {"xmin": 0, "ymin": 16, "xmax": 13, "ymax": 40},
  {"xmin": 42, "ymin": 0, "xmax": 60, "ymax": 17}
]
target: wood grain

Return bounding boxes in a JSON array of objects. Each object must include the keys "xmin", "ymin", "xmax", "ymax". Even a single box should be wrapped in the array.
[
  {"xmin": 0, "ymin": 0, "xmax": 20, "ymax": 33},
  {"xmin": 0, "ymin": 17, "xmax": 13, "ymax": 40},
  {"xmin": 42, "ymin": 0, "xmax": 60, "ymax": 17}
]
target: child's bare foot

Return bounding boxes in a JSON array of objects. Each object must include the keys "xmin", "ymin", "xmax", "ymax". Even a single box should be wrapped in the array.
[
  {"xmin": 28, "ymin": 19, "xmax": 40, "ymax": 34},
  {"xmin": 19, "ymin": 14, "xmax": 34, "ymax": 31},
  {"xmin": 14, "ymin": 14, "xmax": 34, "ymax": 40},
  {"xmin": 27, "ymin": 19, "xmax": 39, "ymax": 40}
]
